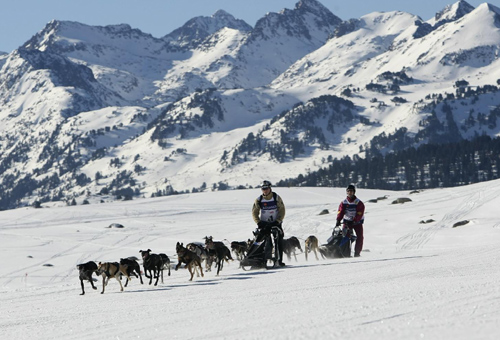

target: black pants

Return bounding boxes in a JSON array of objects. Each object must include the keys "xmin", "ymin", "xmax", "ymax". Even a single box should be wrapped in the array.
[
  {"xmin": 274, "ymin": 225, "xmax": 285, "ymax": 263},
  {"xmin": 258, "ymin": 223, "xmax": 284, "ymax": 263}
]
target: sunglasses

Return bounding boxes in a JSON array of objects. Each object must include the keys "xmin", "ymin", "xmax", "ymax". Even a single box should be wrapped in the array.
[{"xmin": 261, "ymin": 186, "xmax": 270, "ymax": 190}]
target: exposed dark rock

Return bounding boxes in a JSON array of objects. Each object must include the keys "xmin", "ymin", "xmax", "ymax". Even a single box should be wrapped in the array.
[
  {"xmin": 392, "ymin": 197, "xmax": 412, "ymax": 204},
  {"xmin": 452, "ymin": 220, "xmax": 469, "ymax": 228}
]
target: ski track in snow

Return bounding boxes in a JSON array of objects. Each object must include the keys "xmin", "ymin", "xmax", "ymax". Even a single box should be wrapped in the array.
[{"xmin": 396, "ymin": 181, "xmax": 500, "ymax": 250}]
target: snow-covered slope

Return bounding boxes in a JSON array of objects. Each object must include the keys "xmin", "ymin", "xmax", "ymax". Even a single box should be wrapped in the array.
[
  {"xmin": 155, "ymin": 0, "xmax": 342, "ymax": 99},
  {"xmin": 163, "ymin": 9, "xmax": 253, "ymax": 49},
  {"xmin": 1, "ymin": 182, "xmax": 499, "ymax": 339},
  {"xmin": 22, "ymin": 20, "xmax": 183, "ymax": 103}
]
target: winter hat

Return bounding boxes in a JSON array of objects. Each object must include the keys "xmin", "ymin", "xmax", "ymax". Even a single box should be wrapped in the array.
[{"xmin": 261, "ymin": 180, "xmax": 272, "ymax": 189}]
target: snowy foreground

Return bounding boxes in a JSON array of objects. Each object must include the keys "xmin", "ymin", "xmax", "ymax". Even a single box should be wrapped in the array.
[{"xmin": 1, "ymin": 182, "xmax": 500, "ymax": 340}]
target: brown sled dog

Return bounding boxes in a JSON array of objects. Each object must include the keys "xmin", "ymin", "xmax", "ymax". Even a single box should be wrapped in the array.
[
  {"xmin": 175, "ymin": 242, "xmax": 204, "ymax": 281},
  {"xmin": 305, "ymin": 235, "xmax": 323, "ymax": 261},
  {"xmin": 186, "ymin": 242, "xmax": 213, "ymax": 273},
  {"xmin": 96, "ymin": 262, "xmax": 130, "ymax": 294}
]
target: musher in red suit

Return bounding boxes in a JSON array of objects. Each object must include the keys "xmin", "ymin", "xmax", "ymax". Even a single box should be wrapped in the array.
[{"xmin": 336, "ymin": 184, "xmax": 365, "ymax": 257}]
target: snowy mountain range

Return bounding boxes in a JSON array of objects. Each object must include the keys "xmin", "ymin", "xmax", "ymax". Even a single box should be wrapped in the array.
[{"xmin": 1, "ymin": 0, "xmax": 500, "ymax": 209}]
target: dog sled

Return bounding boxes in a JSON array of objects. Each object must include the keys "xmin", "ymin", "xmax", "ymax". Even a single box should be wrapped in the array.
[
  {"xmin": 240, "ymin": 223, "xmax": 282, "ymax": 270},
  {"xmin": 319, "ymin": 225, "xmax": 357, "ymax": 259}
]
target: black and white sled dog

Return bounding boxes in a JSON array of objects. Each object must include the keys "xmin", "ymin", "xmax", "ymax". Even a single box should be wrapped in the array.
[
  {"xmin": 187, "ymin": 242, "xmax": 213, "ymax": 272},
  {"xmin": 119, "ymin": 257, "xmax": 143, "ymax": 287},
  {"xmin": 230, "ymin": 241, "xmax": 249, "ymax": 261},
  {"xmin": 283, "ymin": 236, "xmax": 302, "ymax": 261},
  {"xmin": 139, "ymin": 249, "xmax": 164, "ymax": 286},
  {"xmin": 159, "ymin": 253, "xmax": 171, "ymax": 280},
  {"xmin": 77, "ymin": 261, "xmax": 98, "ymax": 295}
]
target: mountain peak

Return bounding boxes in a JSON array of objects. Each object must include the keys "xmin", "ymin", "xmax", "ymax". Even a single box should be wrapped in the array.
[
  {"xmin": 212, "ymin": 9, "xmax": 233, "ymax": 19},
  {"xmin": 22, "ymin": 20, "xmax": 158, "ymax": 54},
  {"xmin": 433, "ymin": 1, "xmax": 475, "ymax": 27},
  {"xmin": 164, "ymin": 10, "xmax": 251, "ymax": 49},
  {"xmin": 294, "ymin": 0, "xmax": 331, "ymax": 13},
  {"xmin": 252, "ymin": 0, "xmax": 341, "ymax": 42},
  {"xmin": 484, "ymin": 3, "xmax": 500, "ymax": 16}
]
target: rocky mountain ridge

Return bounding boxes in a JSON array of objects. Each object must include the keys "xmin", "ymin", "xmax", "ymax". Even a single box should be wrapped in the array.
[{"xmin": 0, "ymin": 0, "xmax": 499, "ymax": 209}]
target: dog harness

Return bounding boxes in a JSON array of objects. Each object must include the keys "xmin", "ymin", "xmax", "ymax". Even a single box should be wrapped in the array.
[{"xmin": 108, "ymin": 262, "xmax": 119, "ymax": 277}]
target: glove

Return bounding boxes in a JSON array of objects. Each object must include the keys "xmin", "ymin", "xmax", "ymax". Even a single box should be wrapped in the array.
[
  {"xmin": 257, "ymin": 221, "xmax": 267, "ymax": 229},
  {"xmin": 271, "ymin": 220, "xmax": 280, "ymax": 227},
  {"xmin": 335, "ymin": 220, "xmax": 341, "ymax": 227}
]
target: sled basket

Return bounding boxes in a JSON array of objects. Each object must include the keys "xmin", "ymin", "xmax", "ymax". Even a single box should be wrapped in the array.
[
  {"xmin": 320, "ymin": 226, "xmax": 356, "ymax": 258},
  {"xmin": 240, "ymin": 231, "xmax": 275, "ymax": 270}
]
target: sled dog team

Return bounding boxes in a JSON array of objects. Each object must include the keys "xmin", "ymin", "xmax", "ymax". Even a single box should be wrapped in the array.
[
  {"xmin": 78, "ymin": 182, "xmax": 365, "ymax": 294},
  {"xmin": 78, "ymin": 232, "xmax": 342, "ymax": 295}
]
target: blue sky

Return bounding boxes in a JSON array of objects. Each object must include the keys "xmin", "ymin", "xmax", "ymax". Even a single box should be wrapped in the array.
[{"xmin": 0, "ymin": 0, "xmax": 486, "ymax": 53}]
